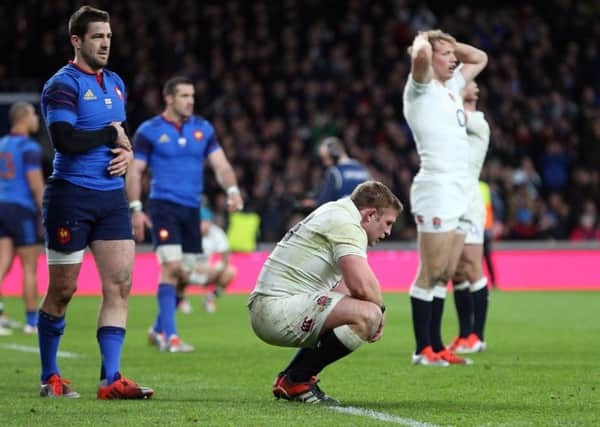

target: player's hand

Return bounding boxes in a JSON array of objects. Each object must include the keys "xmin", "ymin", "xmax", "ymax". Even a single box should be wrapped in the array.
[
  {"xmin": 108, "ymin": 147, "xmax": 133, "ymax": 176},
  {"xmin": 369, "ymin": 311, "xmax": 385, "ymax": 343},
  {"xmin": 110, "ymin": 122, "xmax": 132, "ymax": 151},
  {"xmin": 226, "ymin": 193, "xmax": 244, "ymax": 212},
  {"xmin": 132, "ymin": 211, "xmax": 152, "ymax": 242}
]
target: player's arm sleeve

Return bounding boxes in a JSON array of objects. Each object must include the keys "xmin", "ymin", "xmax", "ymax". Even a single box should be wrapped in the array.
[
  {"xmin": 406, "ymin": 73, "xmax": 432, "ymax": 97},
  {"xmin": 203, "ymin": 126, "xmax": 222, "ymax": 158},
  {"xmin": 329, "ymin": 223, "xmax": 368, "ymax": 262},
  {"xmin": 132, "ymin": 129, "xmax": 153, "ymax": 162},
  {"xmin": 22, "ymin": 142, "xmax": 42, "ymax": 172},
  {"xmin": 48, "ymin": 122, "xmax": 118, "ymax": 155},
  {"xmin": 315, "ymin": 168, "xmax": 340, "ymax": 206}
]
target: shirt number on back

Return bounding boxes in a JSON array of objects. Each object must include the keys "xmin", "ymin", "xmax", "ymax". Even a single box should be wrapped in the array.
[{"xmin": 0, "ymin": 153, "xmax": 15, "ymax": 179}]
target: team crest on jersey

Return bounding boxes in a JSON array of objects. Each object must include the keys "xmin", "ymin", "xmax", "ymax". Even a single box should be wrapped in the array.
[
  {"xmin": 83, "ymin": 89, "xmax": 96, "ymax": 100},
  {"xmin": 158, "ymin": 228, "xmax": 169, "ymax": 241},
  {"xmin": 432, "ymin": 217, "xmax": 442, "ymax": 229},
  {"xmin": 114, "ymin": 86, "xmax": 123, "ymax": 100},
  {"xmin": 300, "ymin": 316, "xmax": 314, "ymax": 333},
  {"xmin": 316, "ymin": 295, "xmax": 332, "ymax": 310},
  {"xmin": 57, "ymin": 226, "xmax": 71, "ymax": 244},
  {"xmin": 158, "ymin": 134, "xmax": 170, "ymax": 143},
  {"xmin": 193, "ymin": 130, "xmax": 203, "ymax": 141}
]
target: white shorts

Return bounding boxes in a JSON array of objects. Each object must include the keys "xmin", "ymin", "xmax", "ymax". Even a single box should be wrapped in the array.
[
  {"xmin": 411, "ymin": 178, "xmax": 469, "ymax": 233},
  {"xmin": 460, "ymin": 183, "xmax": 485, "ymax": 245},
  {"xmin": 248, "ymin": 291, "xmax": 345, "ymax": 348}
]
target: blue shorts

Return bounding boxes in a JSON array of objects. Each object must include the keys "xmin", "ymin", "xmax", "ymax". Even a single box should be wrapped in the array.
[
  {"xmin": 0, "ymin": 202, "xmax": 39, "ymax": 246},
  {"xmin": 148, "ymin": 199, "xmax": 201, "ymax": 253},
  {"xmin": 42, "ymin": 179, "xmax": 133, "ymax": 252}
]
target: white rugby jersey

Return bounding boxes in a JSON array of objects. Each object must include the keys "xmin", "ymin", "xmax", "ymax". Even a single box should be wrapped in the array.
[
  {"xmin": 403, "ymin": 71, "xmax": 470, "ymax": 181},
  {"xmin": 251, "ymin": 197, "xmax": 367, "ymax": 298},
  {"xmin": 200, "ymin": 223, "xmax": 230, "ymax": 262},
  {"xmin": 465, "ymin": 110, "xmax": 490, "ymax": 180}
]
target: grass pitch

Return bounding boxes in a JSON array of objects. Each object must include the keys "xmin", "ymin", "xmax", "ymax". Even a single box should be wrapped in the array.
[{"xmin": 0, "ymin": 291, "xmax": 599, "ymax": 426}]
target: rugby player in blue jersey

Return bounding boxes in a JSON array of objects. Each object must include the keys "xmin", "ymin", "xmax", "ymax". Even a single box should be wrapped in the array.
[
  {"xmin": 127, "ymin": 76, "xmax": 243, "ymax": 353},
  {"xmin": 0, "ymin": 102, "xmax": 44, "ymax": 336},
  {"xmin": 38, "ymin": 6, "xmax": 153, "ymax": 399},
  {"xmin": 303, "ymin": 137, "xmax": 370, "ymax": 208}
]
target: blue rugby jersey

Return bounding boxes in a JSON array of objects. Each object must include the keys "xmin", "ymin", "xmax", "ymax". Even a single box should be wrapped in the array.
[
  {"xmin": 0, "ymin": 133, "xmax": 42, "ymax": 212},
  {"xmin": 41, "ymin": 62, "xmax": 127, "ymax": 191},
  {"xmin": 315, "ymin": 160, "xmax": 370, "ymax": 206},
  {"xmin": 133, "ymin": 114, "xmax": 221, "ymax": 207}
]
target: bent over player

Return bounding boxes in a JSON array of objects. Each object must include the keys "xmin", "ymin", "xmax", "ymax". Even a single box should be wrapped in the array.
[{"xmin": 249, "ymin": 181, "xmax": 402, "ymax": 404}]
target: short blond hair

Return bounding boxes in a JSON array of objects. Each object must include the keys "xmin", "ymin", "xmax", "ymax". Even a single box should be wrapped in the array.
[
  {"xmin": 407, "ymin": 29, "xmax": 456, "ymax": 55},
  {"xmin": 351, "ymin": 181, "xmax": 403, "ymax": 214}
]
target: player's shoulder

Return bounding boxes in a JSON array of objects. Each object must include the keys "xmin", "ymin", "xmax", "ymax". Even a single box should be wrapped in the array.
[
  {"xmin": 44, "ymin": 65, "xmax": 79, "ymax": 91},
  {"xmin": 137, "ymin": 115, "xmax": 164, "ymax": 132},
  {"xmin": 103, "ymin": 68, "xmax": 126, "ymax": 88},
  {"xmin": 190, "ymin": 115, "xmax": 215, "ymax": 130},
  {"xmin": 22, "ymin": 137, "xmax": 41, "ymax": 152}
]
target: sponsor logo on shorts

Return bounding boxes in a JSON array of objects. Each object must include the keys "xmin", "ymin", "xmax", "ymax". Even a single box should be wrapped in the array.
[
  {"xmin": 432, "ymin": 217, "xmax": 442, "ymax": 229},
  {"xmin": 57, "ymin": 226, "xmax": 71, "ymax": 244},
  {"xmin": 158, "ymin": 228, "xmax": 169, "ymax": 241},
  {"xmin": 316, "ymin": 296, "xmax": 332, "ymax": 310},
  {"xmin": 300, "ymin": 316, "xmax": 313, "ymax": 333}
]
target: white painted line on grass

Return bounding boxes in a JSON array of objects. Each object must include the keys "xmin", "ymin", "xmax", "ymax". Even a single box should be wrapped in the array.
[
  {"xmin": 0, "ymin": 343, "xmax": 83, "ymax": 359},
  {"xmin": 329, "ymin": 405, "xmax": 443, "ymax": 427}
]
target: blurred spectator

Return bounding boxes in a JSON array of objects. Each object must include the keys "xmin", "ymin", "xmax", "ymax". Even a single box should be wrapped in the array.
[
  {"xmin": 570, "ymin": 200, "xmax": 600, "ymax": 241},
  {"xmin": 2, "ymin": 1, "xmax": 599, "ymax": 241}
]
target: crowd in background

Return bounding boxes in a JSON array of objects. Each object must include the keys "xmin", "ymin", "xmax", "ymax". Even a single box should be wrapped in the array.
[{"xmin": 2, "ymin": 0, "xmax": 599, "ymax": 241}]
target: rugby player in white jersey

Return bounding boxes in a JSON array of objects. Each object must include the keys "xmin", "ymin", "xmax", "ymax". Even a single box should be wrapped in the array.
[
  {"xmin": 403, "ymin": 30, "xmax": 487, "ymax": 366},
  {"xmin": 449, "ymin": 80, "xmax": 490, "ymax": 354},
  {"xmin": 248, "ymin": 181, "xmax": 402, "ymax": 404}
]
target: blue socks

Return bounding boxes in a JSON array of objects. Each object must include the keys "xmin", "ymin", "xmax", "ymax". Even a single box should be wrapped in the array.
[
  {"xmin": 37, "ymin": 310, "xmax": 65, "ymax": 382},
  {"xmin": 26, "ymin": 310, "xmax": 37, "ymax": 327},
  {"xmin": 97, "ymin": 326, "xmax": 125, "ymax": 384},
  {"xmin": 157, "ymin": 284, "xmax": 177, "ymax": 338}
]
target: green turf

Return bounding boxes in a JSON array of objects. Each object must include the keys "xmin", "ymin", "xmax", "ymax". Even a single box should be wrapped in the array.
[{"xmin": 0, "ymin": 291, "xmax": 599, "ymax": 426}]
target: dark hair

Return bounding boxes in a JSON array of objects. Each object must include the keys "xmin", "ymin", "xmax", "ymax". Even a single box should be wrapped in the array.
[
  {"xmin": 351, "ymin": 181, "xmax": 403, "ymax": 213},
  {"xmin": 163, "ymin": 76, "xmax": 194, "ymax": 97},
  {"xmin": 68, "ymin": 6, "xmax": 110, "ymax": 38}
]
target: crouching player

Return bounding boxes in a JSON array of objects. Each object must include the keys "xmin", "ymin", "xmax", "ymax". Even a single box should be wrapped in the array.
[
  {"xmin": 177, "ymin": 207, "xmax": 237, "ymax": 314},
  {"xmin": 248, "ymin": 181, "xmax": 402, "ymax": 404}
]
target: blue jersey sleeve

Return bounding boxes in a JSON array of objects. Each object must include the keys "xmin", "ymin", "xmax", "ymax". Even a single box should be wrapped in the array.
[
  {"xmin": 42, "ymin": 77, "xmax": 79, "ymax": 125},
  {"xmin": 133, "ymin": 129, "xmax": 153, "ymax": 162},
  {"xmin": 203, "ymin": 124, "xmax": 222, "ymax": 158},
  {"xmin": 23, "ymin": 142, "xmax": 42, "ymax": 173}
]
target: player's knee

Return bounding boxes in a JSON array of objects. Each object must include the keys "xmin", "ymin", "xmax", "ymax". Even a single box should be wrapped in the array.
[
  {"xmin": 114, "ymin": 269, "xmax": 132, "ymax": 294},
  {"xmin": 49, "ymin": 284, "xmax": 77, "ymax": 307},
  {"xmin": 355, "ymin": 302, "xmax": 382, "ymax": 338}
]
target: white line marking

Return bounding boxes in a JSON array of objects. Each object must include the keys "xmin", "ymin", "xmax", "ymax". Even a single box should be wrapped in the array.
[
  {"xmin": 0, "ymin": 343, "xmax": 83, "ymax": 359},
  {"xmin": 329, "ymin": 405, "xmax": 443, "ymax": 427}
]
